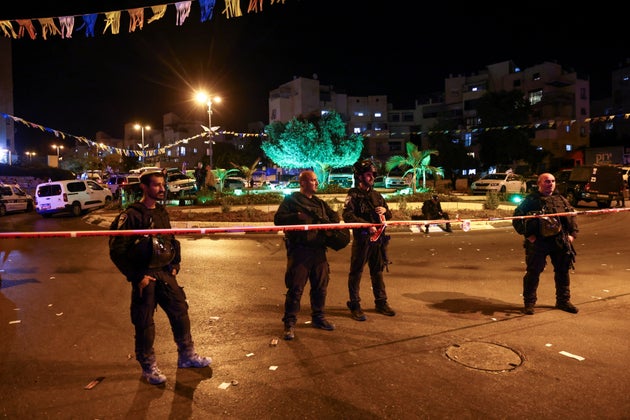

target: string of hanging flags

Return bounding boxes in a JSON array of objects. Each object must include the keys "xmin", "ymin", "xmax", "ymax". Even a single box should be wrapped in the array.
[{"xmin": 0, "ymin": 0, "xmax": 287, "ymax": 40}]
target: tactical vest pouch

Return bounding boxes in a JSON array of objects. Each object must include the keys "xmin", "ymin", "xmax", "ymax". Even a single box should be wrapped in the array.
[{"xmin": 540, "ymin": 216, "xmax": 562, "ymax": 237}]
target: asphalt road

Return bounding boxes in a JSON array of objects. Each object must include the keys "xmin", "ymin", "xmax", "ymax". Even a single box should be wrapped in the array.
[{"xmin": 0, "ymin": 208, "xmax": 629, "ymax": 419}]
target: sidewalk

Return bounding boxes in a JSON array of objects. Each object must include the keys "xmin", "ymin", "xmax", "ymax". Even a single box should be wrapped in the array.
[{"xmin": 84, "ymin": 198, "xmax": 516, "ymax": 232}]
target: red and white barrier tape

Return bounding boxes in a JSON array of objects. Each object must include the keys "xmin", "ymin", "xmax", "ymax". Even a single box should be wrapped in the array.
[{"xmin": 0, "ymin": 207, "xmax": 627, "ymax": 239}]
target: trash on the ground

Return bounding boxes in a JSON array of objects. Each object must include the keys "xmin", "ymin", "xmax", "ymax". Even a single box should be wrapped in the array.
[
  {"xmin": 9, "ymin": 320, "xmax": 20, "ymax": 324},
  {"xmin": 84, "ymin": 376, "xmax": 105, "ymax": 390},
  {"xmin": 545, "ymin": 343, "xmax": 553, "ymax": 347},
  {"xmin": 246, "ymin": 352, "xmax": 254, "ymax": 357},
  {"xmin": 559, "ymin": 350, "xmax": 585, "ymax": 361},
  {"xmin": 56, "ymin": 312, "xmax": 63, "ymax": 316},
  {"xmin": 269, "ymin": 366, "xmax": 278, "ymax": 371},
  {"xmin": 270, "ymin": 338, "xmax": 278, "ymax": 346},
  {"xmin": 218, "ymin": 382, "xmax": 231, "ymax": 389},
  {"xmin": 231, "ymin": 380, "xmax": 239, "ymax": 386}
]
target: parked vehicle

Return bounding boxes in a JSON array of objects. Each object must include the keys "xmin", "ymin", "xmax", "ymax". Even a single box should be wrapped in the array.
[
  {"xmin": 221, "ymin": 177, "xmax": 247, "ymax": 190},
  {"xmin": 374, "ymin": 176, "xmax": 386, "ymax": 188},
  {"xmin": 555, "ymin": 165, "xmax": 624, "ymax": 208},
  {"xmin": 0, "ymin": 183, "xmax": 34, "ymax": 216},
  {"xmin": 470, "ymin": 173, "xmax": 526, "ymax": 196},
  {"xmin": 328, "ymin": 167, "xmax": 355, "ymax": 188},
  {"xmin": 106, "ymin": 174, "xmax": 141, "ymax": 198},
  {"xmin": 165, "ymin": 168, "xmax": 197, "ymax": 199},
  {"xmin": 35, "ymin": 179, "xmax": 113, "ymax": 217}
]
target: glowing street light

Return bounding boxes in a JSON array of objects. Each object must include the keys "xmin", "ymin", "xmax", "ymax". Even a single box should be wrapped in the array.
[
  {"xmin": 134, "ymin": 123, "xmax": 151, "ymax": 163},
  {"xmin": 25, "ymin": 151, "xmax": 36, "ymax": 162},
  {"xmin": 52, "ymin": 144, "xmax": 64, "ymax": 159},
  {"xmin": 195, "ymin": 92, "xmax": 221, "ymax": 168}
]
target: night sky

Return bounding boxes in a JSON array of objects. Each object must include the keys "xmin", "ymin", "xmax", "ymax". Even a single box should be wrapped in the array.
[{"xmin": 4, "ymin": 1, "xmax": 629, "ymax": 153}]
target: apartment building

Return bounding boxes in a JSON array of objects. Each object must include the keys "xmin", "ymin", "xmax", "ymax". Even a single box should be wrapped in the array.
[{"xmin": 269, "ymin": 60, "xmax": 591, "ymax": 172}]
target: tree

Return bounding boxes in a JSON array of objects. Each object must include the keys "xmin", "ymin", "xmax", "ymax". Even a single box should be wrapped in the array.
[
  {"xmin": 476, "ymin": 91, "xmax": 535, "ymax": 170},
  {"xmin": 261, "ymin": 111, "xmax": 363, "ymax": 186},
  {"xmin": 385, "ymin": 142, "xmax": 443, "ymax": 193},
  {"xmin": 231, "ymin": 157, "xmax": 261, "ymax": 187},
  {"xmin": 212, "ymin": 168, "xmax": 240, "ymax": 193}
]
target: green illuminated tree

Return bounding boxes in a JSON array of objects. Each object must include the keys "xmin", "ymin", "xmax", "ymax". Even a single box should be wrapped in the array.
[
  {"xmin": 385, "ymin": 142, "xmax": 443, "ymax": 193},
  {"xmin": 261, "ymin": 111, "xmax": 363, "ymax": 185}
]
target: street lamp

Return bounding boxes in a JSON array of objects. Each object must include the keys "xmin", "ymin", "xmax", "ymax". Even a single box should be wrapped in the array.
[
  {"xmin": 195, "ymin": 92, "xmax": 221, "ymax": 168},
  {"xmin": 134, "ymin": 124, "xmax": 151, "ymax": 163},
  {"xmin": 25, "ymin": 151, "xmax": 36, "ymax": 162},
  {"xmin": 52, "ymin": 144, "xmax": 64, "ymax": 160}
]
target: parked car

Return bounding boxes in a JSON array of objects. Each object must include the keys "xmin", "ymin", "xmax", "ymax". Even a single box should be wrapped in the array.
[
  {"xmin": 35, "ymin": 179, "xmax": 113, "ymax": 217},
  {"xmin": 165, "ymin": 168, "xmax": 197, "ymax": 199},
  {"xmin": 374, "ymin": 176, "xmax": 386, "ymax": 188},
  {"xmin": 280, "ymin": 179, "xmax": 300, "ymax": 195},
  {"xmin": 221, "ymin": 177, "xmax": 247, "ymax": 190},
  {"xmin": 555, "ymin": 165, "xmax": 624, "ymax": 208},
  {"xmin": 0, "ymin": 183, "xmax": 34, "ymax": 216},
  {"xmin": 328, "ymin": 167, "xmax": 355, "ymax": 188},
  {"xmin": 106, "ymin": 174, "xmax": 141, "ymax": 198},
  {"xmin": 385, "ymin": 173, "xmax": 409, "ymax": 189},
  {"xmin": 470, "ymin": 173, "xmax": 526, "ymax": 196}
]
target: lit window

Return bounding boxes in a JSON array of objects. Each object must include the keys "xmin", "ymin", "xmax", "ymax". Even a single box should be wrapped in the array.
[
  {"xmin": 353, "ymin": 127, "xmax": 361, "ymax": 134},
  {"xmin": 356, "ymin": 112, "xmax": 364, "ymax": 117},
  {"xmin": 565, "ymin": 144, "xmax": 572, "ymax": 151},
  {"xmin": 179, "ymin": 146, "xmax": 186, "ymax": 156},
  {"xmin": 374, "ymin": 112, "xmax": 381, "ymax": 118},
  {"xmin": 528, "ymin": 89, "xmax": 543, "ymax": 105}
]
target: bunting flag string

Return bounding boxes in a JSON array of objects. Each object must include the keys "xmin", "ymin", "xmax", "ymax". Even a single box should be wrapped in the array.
[
  {"xmin": 2, "ymin": 111, "xmax": 628, "ymax": 159},
  {"xmin": 0, "ymin": 0, "xmax": 285, "ymax": 41},
  {"xmin": 1, "ymin": 113, "xmax": 266, "ymax": 158}
]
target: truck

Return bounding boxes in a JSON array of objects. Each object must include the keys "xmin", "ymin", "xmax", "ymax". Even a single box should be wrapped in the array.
[{"xmin": 555, "ymin": 165, "xmax": 624, "ymax": 208}]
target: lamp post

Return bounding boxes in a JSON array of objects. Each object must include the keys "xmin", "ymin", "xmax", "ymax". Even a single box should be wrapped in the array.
[
  {"xmin": 134, "ymin": 124, "xmax": 151, "ymax": 163},
  {"xmin": 195, "ymin": 92, "xmax": 221, "ymax": 168},
  {"xmin": 52, "ymin": 144, "xmax": 63, "ymax": 159},
  {"xmin": 25, "ymin": 151, "xmax": 36, "ymax": 162}
]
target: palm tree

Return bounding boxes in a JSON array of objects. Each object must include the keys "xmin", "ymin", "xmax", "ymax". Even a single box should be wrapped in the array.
[
  {"xmin": 231, "ymin": 158, "xmax": 261, "ymax": 187},
  {"xmin": 212, "ymin": 168, "xmax": 241, "ymax": 193},
  {"xmin": 385, "ymin": 142, "xmax": 444, "ymax": 193}
]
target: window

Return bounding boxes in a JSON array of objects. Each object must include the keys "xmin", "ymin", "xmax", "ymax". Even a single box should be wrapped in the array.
[
  {"xmin": 565, "ymin": 144, "xmax": 572, "ymax": 152},
  {"xmin": 513, "ymin": 80, "xmax": 521, "ymax": 87},
  {"xmin": 532, "ymin": 72, "xmax": 541, "ymax": 81},
  {"xmin": 374, "ymin": 112, "xmax": 382, "ymax": 118},
  {"xmin": 580, "ymin": 87, "xmax": 587, "ymax": 100},
  {"xmin": 528, "ymin": 89, "xmax": 543, "ymax": 105}
]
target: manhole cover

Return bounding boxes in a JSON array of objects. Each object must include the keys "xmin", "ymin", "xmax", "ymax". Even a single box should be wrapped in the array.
[{"xmin": 445, "ymin": 341, "xmax": 523, "ymax": 372}]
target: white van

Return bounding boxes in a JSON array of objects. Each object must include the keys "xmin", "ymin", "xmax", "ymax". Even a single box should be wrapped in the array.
[
  {"xmin": 328, "ymin": 167, "xmax": 355, "ymax": 188},
  {"xmin": 35, "ymin": 179, "xmax": 113, "ymax": 218}
]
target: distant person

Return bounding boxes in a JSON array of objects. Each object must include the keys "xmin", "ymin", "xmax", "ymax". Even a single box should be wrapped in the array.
[
  {"xmin": 204, "ymin": 165, "xmax": 216, "ymax": 191},
  {"xmin": 421, "ymin": 194, "xmax": 452, "ymax": 233},
  {"xmin": 512, "ymin": 173, "xmax": 579, "ymax": 315},
  {"xmin": 194, "ymin": 162, "xmax": 206, "ymax": 191},
  {"xmin": 109, "ymin": 170, "xmax": 211, "ymax": 385},
  {"xmin": 342, "ymin": 159, "xmax": 395, "ymax": 321},
  {"xmin": 274, "ymin": 170, "xmax": 340, "ymax": 340}
]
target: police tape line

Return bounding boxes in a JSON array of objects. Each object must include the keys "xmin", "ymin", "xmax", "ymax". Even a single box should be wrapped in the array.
[{"xmin": 0, "ymin": 207, "xmax": 627, "ymax": 239}]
